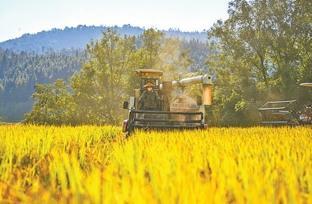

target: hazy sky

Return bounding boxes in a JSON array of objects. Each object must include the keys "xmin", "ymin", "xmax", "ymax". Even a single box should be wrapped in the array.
[{"xmin": 0, "ymin": 0, "xmax": 229, "ymax": 42}]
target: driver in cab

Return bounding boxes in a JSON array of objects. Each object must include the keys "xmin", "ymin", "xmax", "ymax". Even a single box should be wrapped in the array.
[{"xmin": 138, "ymin": 81, "xmax": 160, "ymax": 111}]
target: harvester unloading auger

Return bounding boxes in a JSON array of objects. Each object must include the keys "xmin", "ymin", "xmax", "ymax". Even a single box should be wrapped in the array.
[{"xmin": 122, "ymin": 69, "xmax": 213, "ymax": 135}]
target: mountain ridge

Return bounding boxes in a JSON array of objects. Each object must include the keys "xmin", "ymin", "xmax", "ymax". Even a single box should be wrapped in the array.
[{"xmin": 0, "ymin": 24, "xmax": 208, "ymax": 53}]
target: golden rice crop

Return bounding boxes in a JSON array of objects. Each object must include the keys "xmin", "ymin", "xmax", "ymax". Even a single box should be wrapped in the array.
[{"xmin": 0, "ymin": 125, "xmax": 311, "ymax": 203}]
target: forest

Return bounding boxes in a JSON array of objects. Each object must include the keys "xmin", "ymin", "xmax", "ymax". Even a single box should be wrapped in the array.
[
  {"xmin": 1, "ymin": 0, "xmax": 311, "ymax": 125},
  {"xmin": 0, "ymin": 34, "xmax": 208, "ymax": 122},
  {"xmin": 0, "ymin": 49, "xmax": 87, "ymax": 121}
]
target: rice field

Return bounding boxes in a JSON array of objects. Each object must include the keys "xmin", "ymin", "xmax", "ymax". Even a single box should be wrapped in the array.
[{"xmin": 0, "ymin": 125, "xmax": 311, "ymax": 203}]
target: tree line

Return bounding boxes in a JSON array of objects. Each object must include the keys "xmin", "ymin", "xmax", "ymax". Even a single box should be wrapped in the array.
[
  {"xmin": 0, "ymin": 49, "xmax": 87, "ymax": 121},
  {"xmin": 25, "ymin": 29, "xmax": 194, "ymax": 124},
  {"xmin": 12, "ymin": 0, "xmax": 312, "ymax": 125},
  {"xmin": 0, "ymin": 36, "xmax": 207, "ymax": 122}
]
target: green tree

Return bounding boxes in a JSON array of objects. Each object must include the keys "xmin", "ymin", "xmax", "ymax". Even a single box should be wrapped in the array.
[
  {"xmin": 139, "ymin": 28, "xmax": 164, "ymax": 68},
  {"xmin": 71, "ymin": 29, "xmax": 138, "ymax": 124},
  {"xmin": 207, "ymin": 0, "xmax": 312, "ymax": 124},
  {"xmin": 25, "ymin": 79, "xmax": 75, "ymax": 125},
  {"xmin": 124, "ymin": 28, "xmax": 165, "ymax": 94}
]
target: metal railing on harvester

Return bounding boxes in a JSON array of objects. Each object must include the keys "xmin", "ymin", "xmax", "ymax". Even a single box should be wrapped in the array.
[
  {"xmin": 258, "ymin": 100, "xmax": 298, "ymax": 125},
  {"xmin": 128, "ymin": 110, "xmax": 205, "ymax": 130}
]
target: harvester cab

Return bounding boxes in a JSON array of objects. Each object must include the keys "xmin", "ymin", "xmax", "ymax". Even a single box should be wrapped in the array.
[{"xmin": 122, "ymin": 69, "xmax": 213, "ymax": 135}]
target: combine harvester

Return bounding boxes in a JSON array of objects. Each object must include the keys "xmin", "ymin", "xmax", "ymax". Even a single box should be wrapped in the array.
[
  {"xmin": 122, "ymin": 69, "xmax": 213, "ymax": 135},
  {"xmin": 258, "ymin": 82, "xmax": 312, "ymax": 125}
]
